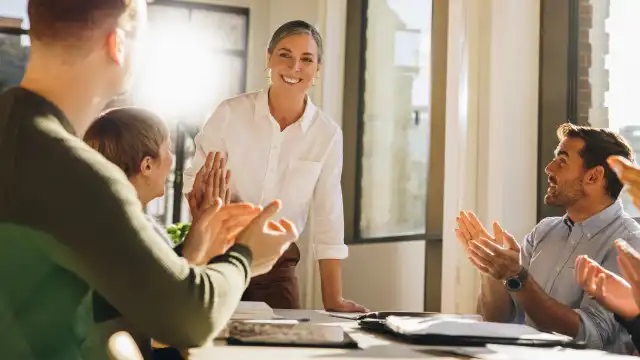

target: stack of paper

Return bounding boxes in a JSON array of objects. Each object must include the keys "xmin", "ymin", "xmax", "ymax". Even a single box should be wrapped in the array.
[
  {"xmin": 385, "ymin": 315, "xmax": 571, "ymax": 341},
  {"xmin": 231, "ymin": 301, "xmax": 280, "ymax": 320}
]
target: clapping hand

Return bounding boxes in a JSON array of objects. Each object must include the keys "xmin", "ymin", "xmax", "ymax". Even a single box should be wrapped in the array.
[
  {"xmin": 455, "ymin": 211, "xmax": 494, "ymax": 250},
  {"xmin": 575, "ymin": 252, "xmax": 639, "ymax": 320},
  {"xmin": 235, "ymin": 200, "xmax": 299, "ymax": 276},
  {"xmin": 608, "ymin": 156, "xmax": 640, "ymax": 210},
  {"xmin": 188, "ymin": 152, "xmax": 230, "ymax": 223},
  {"xmin": 456, "ymin": 212, "xmax": 521, "ymax": 280},
  {"xmin": 181, "ymin": 199, "xmax": 261, "ymax": 264}
]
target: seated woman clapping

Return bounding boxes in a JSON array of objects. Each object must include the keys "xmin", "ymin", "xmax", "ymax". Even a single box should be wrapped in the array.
[{"xmin": 84, "ymin": 107, "xmax": 258, "ymax": 264}]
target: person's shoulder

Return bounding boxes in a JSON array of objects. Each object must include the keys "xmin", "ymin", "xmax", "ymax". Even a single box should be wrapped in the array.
[
  {"xmin": 310, "ymin": 106, "xmax": 342, "ymax": 138},
  {"xmin": 28, "ymin": 117, "xmax": 135, "ymax": 199},
  {"xmin": 525, "ymin": 216, "xmax": 565, "ymax": 243},
  {"xmin": 617, "ymin": 212, "xmax": 640, "ymax": 246},
  {"xmin": 219, "ymin": 90, "xmax": 262, "ymax": 110},
  {"xmin": 534, "ymin": 216, "xmax": 565, "ymax": 232}
]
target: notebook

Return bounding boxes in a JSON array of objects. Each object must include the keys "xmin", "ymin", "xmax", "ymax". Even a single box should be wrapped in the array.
[
  {"xmin": 380, "ymin": 315, "xmax": 583, "ymax": 348},
  {"xmin": 231, "ymin": 301, "xmax": 281, "ymax": 320}
]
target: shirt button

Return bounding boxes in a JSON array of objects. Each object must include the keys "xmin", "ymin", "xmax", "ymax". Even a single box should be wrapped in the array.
[{"xmin": 556, "ymin": 267, "xmax": 561, "ymax": 272}]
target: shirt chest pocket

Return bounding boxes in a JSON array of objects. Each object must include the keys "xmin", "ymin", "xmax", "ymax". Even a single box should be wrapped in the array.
[{"xmin": 284, "ymin": 160, "xmax": 322, "ymax": 206}]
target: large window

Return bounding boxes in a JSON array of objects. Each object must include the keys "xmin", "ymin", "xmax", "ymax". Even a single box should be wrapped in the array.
[
  {"xmin": 343, "ymin": 0, "xmax": 435, "ymax": 243},
  {"xmin": 132, "ymin": 1, "xmax": 249, "ymax": 226},
  {"xmin": 577, "ymin": 0, "xmax": 640, "ymax": 217},
  {"xmin": 538, "ymin": 0, "xmax": 640, "ymax": 219}
]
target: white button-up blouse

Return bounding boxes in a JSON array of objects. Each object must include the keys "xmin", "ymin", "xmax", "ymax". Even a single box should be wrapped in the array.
[{"xmin": 183, "ymin": 90, "xmax": 348, "ymax": 260}]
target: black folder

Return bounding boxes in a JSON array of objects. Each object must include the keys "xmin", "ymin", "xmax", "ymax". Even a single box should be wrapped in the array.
[{"xmin": 357, "ymin": 313, "xmax": 586, "ymax": 349}]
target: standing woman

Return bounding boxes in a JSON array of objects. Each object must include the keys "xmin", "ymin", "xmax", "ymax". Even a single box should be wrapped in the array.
[{"xmin": 184, "ymin": 20, "xmax": 367, "ymax": 312}]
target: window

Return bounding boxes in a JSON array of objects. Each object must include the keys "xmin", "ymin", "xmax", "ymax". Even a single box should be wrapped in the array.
[
  {"xmin": 577, "ymin": 0, "xmax": 640, "ymax": 217},
  {"xmin": 0, "ymin": 2, "xmax": 29, "ymax": 92},
  {"xmin": 343, "ymin": 0, "xmax": 434, "ymax": 242},
  {"xmin": 128, "ymin": 1, "xmax": 249, "ymax": 226}
]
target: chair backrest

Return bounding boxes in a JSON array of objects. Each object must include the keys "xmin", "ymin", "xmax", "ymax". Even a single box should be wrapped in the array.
[{"xmin": 108, "ymin": 332, "xmax": 143, "ymax": 360}]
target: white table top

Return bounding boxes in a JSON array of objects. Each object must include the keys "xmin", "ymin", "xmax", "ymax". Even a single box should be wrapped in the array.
[{"xmin": 183, "ymin": 309, "xmax": 471, "ymax": 360}]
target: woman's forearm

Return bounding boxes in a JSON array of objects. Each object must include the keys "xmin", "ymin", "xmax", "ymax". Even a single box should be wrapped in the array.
[{"xmin": 318, "ymin": 259, "xmax": 343, "ymax": 308}]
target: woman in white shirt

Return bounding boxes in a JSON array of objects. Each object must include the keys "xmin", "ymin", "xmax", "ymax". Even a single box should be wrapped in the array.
[{"xmin": 184, "ymin": 20, "xmax": 367, "ymax": 312}]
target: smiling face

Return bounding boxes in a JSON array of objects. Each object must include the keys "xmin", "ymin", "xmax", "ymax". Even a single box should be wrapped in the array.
[
  {"xmin": 267, "ymin": 33, "xmax": 320, "ymax": 96},
  {"xmin": 544, "ymin": 137, "xmax": 590, "ymax": 207}
]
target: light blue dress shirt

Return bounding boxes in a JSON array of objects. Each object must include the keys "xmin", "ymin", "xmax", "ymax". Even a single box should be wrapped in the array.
[{"xmin": 515, "ymin": 201, "xmax": 640, "ymax": 353}]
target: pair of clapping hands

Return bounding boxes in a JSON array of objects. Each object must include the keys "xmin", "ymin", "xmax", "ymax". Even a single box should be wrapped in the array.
[
  {"xmin": 456, "ymin": 155, "xmax": 640, "ymax": 320},
  {"xmin": 181, "ymin": 152, "xmax": 297, "ymax": 276}
]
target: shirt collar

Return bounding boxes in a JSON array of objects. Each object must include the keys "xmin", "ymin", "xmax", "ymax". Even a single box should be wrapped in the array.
[
  {"xmin": 255, "ymin": 88, "xmax": 317, "ymax": 133},
  {"xmin": 563, "ymin": 200, "xmax": 624, "ymax": 239}
]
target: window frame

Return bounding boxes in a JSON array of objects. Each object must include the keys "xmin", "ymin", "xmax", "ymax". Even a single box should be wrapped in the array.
[{"xmin": 536, "ymin": 0, "xmax": 580, "ymax": 221}]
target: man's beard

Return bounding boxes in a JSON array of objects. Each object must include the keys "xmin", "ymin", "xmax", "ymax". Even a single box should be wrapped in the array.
[{"xmin": 544, "ymin": 178, "xmax": 586, "ymax": 208}]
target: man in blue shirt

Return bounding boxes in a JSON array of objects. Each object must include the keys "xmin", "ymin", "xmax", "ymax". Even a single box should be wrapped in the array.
[{"xmin": 456, "ymin": 124, "xmax": 640, "ymax": 353}]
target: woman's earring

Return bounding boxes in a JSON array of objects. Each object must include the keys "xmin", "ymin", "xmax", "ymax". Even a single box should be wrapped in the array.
[
  {"xmin": 312, "ymin": 75, "xmax": 318, "ymax": 86},
  {"xmin": 266, "ymin": 68, "xmax": 272, "ymax": 85}
]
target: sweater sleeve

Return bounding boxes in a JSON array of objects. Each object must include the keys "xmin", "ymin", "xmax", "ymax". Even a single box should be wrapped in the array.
[{"xmin": 22, "ymin": 126, "xmax": 251, "ymax": 349}]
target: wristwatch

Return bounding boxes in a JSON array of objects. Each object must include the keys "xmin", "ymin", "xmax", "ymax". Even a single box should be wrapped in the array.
[{"xmin": 504, "ymin": 266, "xmax": 528, "ymax": 292}]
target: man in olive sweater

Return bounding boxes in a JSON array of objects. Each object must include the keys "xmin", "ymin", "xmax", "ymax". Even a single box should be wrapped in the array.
[{"xmin": 0, "ymin": 0, "xmax": 298, "ymax": 359}]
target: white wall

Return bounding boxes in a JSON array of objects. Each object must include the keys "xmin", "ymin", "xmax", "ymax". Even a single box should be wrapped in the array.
[
  {"xmin": 343, "ymin": 241, "xmax": 426, "ymax": 311},
  {"xmin": 441, "ymin": 0, "xmax": 540, "ymax": 314}
]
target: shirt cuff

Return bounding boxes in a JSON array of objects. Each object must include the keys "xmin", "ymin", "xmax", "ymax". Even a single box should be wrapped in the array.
[
  {"xmin": 575, "ymin": 308, "xmax": 604, "ymax": 349},
  {"xmin": 314, "ymin": 243, "xmax": 348, "ymax": 260},
  {"xmin": 208, "ymin": 244, "xmax": 253, "ymax": 265}
]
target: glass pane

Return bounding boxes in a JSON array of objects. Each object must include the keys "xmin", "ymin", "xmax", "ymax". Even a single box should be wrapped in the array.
[
  {"xmin": 359, "ymin": 0, "xmax": 432, "ymax": 238},
  {"xmin": 580, "ymin": 0, "xmax": 640, "ymax": 217},
  {"xmin": 133, "ymin": 5, "xmax": 246, "ymax": 123},
  {"xmin": 0, "ymin": 33, "xmax": 29, "ymax": 92},
  {"xmin": 191, "ymin": 9, "xmax": 247, "ymax": 51},
  {"xmin": 133, "ymin": 4, "xmax": 248, "ymax": 224}
]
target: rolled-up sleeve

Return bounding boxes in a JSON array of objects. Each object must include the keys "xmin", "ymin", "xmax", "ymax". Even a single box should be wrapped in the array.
[
  {"xmin": 311, "ymin": 129, "xmax": 348, "ymax": 260},
  {"xmin": 183, "ymin": 102, "xmax": 229, "ymax": 193},
  {"xmin": 575, "ymin": 301, "xmax": 622, "ymax": 349}
]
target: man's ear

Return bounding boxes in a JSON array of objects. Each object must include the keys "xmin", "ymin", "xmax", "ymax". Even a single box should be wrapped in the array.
[
  {"xmin": 139, "ymin": 156, "xmax": 153, "ymax": 176},
  {"xmin": 107, "ymin": 29, "xmax": 126, "ymax": 65},
  {"xmin": 586, "ymin": 165, "xmax": 605, "ymax": 185}
]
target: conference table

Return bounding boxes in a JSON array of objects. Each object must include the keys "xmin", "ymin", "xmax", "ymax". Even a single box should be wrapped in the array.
[{"xmin": 182, "ymin": 309, "xmax": 480, "ymax": 360}]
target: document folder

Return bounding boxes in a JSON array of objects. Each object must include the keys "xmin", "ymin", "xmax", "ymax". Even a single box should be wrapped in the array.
[{"xmin": 358, "ymin": 314, "xmax": 586, "ymax": 349}]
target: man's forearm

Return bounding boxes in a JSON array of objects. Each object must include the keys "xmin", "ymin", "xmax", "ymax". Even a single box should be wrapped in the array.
[
  {"xmin": 512, "ymin": 277, "xmax": 580, "ymax": 337},
  {"xmin": 478, "ymin": 275, "xmax": 515, "ymax": 322},
  {"xmin": 318, "ymin": 259, "xmax": 343, "ymax": 308}
]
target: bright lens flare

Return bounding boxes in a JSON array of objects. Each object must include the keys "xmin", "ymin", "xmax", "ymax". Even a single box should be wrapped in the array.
[{"xmin": 133, "ymin": 11, "xmax": 220, "ymax": 122}]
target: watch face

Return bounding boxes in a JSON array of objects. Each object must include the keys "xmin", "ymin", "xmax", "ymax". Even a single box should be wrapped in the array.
[{"xmin": 506, "ymin": 277, "xmax": 523, "ymax": 291}]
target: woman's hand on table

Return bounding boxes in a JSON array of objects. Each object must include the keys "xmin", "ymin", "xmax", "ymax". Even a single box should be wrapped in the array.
[
  {"xmin": 325, "ymin": 299, "xmax": 370, "ymax": 313},
  {"xmin": 188, "ymin": 152, "xmax": 231, "ymax": 223}
]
